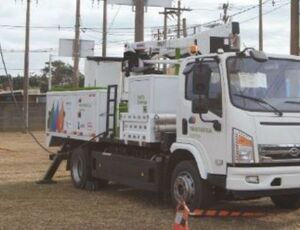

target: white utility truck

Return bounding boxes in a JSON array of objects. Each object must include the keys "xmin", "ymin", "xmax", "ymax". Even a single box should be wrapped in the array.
[{"xmin": 43, "ymin": 22, "xmax": 300, "ymax": 210}]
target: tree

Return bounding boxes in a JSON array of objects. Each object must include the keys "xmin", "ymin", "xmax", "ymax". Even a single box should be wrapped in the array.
[
  {"xmin": 0, "ymin": 60, "xmax": 84, "ymax": 92},
  {"xmin": 0, "ymin": 74, "xmax": 48, "ymax": 91},
  {"xmin": 42, "ymin": 60, "xmax": 84, "ymax": 88},
  {"xmin": 0, "ymin": 75, "xmax": 22, "ymax": 90}
]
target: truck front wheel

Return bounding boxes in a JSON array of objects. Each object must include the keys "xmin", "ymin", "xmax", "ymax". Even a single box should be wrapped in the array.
[
  {"xmin": 271, "ymin": 194, "xmax": 300, "ymax": 209},
  {"xmin": 170, "ymin": 160, "xmax": 214, "ymax": 211}
]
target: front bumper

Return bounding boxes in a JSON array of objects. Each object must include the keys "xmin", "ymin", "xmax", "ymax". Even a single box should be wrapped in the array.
[{"xmin": 226, "ymin": 166, "xmax": 300, "ymax": 191}]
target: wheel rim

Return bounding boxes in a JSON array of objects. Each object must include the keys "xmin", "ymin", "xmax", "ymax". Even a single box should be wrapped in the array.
[
  {"xmin": 173, "ymin": 171, "xmax": 196, "ymax": 205},
  {"xmin": 72, "ymin": 157, "xmax": 83, "ymax": 183}
]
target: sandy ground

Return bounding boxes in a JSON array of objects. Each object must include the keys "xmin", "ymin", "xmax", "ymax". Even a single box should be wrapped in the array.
[{"xmin": 0, "ymin": 132, "xmax": 300, "ymax": 230}]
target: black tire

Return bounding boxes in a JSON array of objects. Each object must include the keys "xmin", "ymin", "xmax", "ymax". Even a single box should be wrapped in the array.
[
  {"xmin": 70, "ymin": 147, "xmax": 92, "ymax": 189},
  {"xmin": 170, "ymin": 160, "xmax": 214, "ymax": 211},
  {"xmin": 271, "ymin": 194, "xmax": 300, "ymax": 209},
  {"xmin": 70, "ymin": 147, "xmax": 108, "ymax": 189}
]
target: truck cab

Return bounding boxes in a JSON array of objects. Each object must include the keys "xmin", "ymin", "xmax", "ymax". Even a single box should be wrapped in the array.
[{"xmin": 170, "ymin": 50, "xmax": 300, "ymax": 209}]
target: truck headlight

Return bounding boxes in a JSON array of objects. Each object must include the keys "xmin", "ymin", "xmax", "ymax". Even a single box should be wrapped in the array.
[{"xmin": 233, "ymin": 129, "xmax": 255, "ymax": 163}]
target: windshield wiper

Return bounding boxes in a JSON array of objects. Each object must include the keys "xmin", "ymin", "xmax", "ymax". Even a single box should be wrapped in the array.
[
  {"xmin": 233, "ymin": 94, "xmax": 283, "ymax": 116},
  {"xmin": 285, "ymin": 101, "xmax": 300, "ymax": 105}
]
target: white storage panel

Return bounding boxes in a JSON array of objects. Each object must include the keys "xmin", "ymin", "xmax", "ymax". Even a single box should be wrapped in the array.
[
  {"xmin": 46, "ymin": 90, "xmax": 109, "ymax": 145},
  {"xmin": 121, "ymin": 75, "xmax": 178, "ymax": 144},
  {"xmin": 128, "ymin": 75, "xmax": 178, "ymax": 114}
]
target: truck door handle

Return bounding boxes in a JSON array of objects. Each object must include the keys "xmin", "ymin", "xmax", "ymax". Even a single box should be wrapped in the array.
[
  {"xmin": 199, "ymin": 114, "xmax": 221, "ymax": 132},
  {"xmin": 182, "ymin": 119, "xmax": 188, "ymax": 135}
]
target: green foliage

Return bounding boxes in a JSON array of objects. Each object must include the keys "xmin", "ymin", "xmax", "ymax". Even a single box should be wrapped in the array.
[
  {"xmin": 42, "ymin": 60, "xmax": 84, "ymax": 88},
  {"xmin": 0, "ymin": 74, "xmax": 48, "ymax": 91},
  {"xmin": 0, "ymin": 60, "xmax": 84, "ymax": 92}
]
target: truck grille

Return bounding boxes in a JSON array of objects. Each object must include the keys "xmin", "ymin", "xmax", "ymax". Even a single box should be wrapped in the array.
[{"xmin": 259, "ymin": 144, "xmax": 300, "ymax": 163}]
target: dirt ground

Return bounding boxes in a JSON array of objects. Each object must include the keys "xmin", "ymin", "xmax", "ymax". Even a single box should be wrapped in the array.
[{"xmin": 0, "ymin": 132, "xmax": 300, "ymax": 230}]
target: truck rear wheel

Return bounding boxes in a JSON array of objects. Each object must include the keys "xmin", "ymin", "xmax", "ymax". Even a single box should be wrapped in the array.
[
  {"xmin": 271, "ymin": 194, "xmax": 300, "ymax": 209},
  {"xmin": 71, "ymin": 148, "xmax": 91, "ymax": 189},
  {"xmin": 170, "ymin": 160, "xmax": 214, "ymax": 211},
  {"xmin": 71, "ymin": 147, "xmax": 108, "ymax": 189}
]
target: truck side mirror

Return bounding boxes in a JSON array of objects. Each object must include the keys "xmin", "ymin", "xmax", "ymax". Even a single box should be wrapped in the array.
[
  {"xmin": 249, "ymin": 50, "xmax": 268, "ymax": 63},
  {"xmin": 192, "ymin": 63, "xmax": 212, "ymax": 96},
  {"xmin": 191, "ymin": 62, "xmax": 212, "ymax": 114},
  {"xmin": 192, "ymin": 96, "xmax": 209, "ymax": 114},
  {"xmin": 232, "ymin": 22, "xmax": 240, "ymax": 35}
]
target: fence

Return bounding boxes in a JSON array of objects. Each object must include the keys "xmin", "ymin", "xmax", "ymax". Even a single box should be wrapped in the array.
[{"xmin": 0, "ymin": 102, "xmax": 46, "ymax": 132}]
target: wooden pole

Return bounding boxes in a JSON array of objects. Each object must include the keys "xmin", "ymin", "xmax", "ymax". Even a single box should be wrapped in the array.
[
  {"xmin": 291, "ymin": 0, "xmax": 299, "ymax": 55},
  {"xmin": 23, "ymin": 0, "xmax": 31, "ymax": 132},
  {"xmin": 259, "ymin": 0, "xmax": 263, "ymax": 51},
  {"xmin": 163, "ymin": 8, "xmax": 168, "ymax": 40},
  {"xmin": 135, "ymin": 0, "xmax": 144, "ymax": 42},
  {"xmin": 73, "ymin": 0, "xmax": 80, "ymax": 87},
  {"xmin": 182, "ymin": 18, "xmax": 187, "ymax": 37},
  {"xmin": 48, "ymin": 54, "xmax": 52, "ymax": 90},
  {"xmin": 102, "ymin": 0, "xmax": 107, "ymax": 57},
  {"xmin": 177, "ymin": 0, "xmax": 181, "ymax": 38}
]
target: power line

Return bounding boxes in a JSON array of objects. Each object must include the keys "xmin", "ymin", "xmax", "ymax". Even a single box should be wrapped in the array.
[
  {"xmin": 0, "ymin": 41, "xmax": 56, "ymax": 155},
  {"xmin": 240, "ymin": 1, "xmax": 289, "ymax": 24},
  {"xmin": 172, "ymin": 0, "xmax": 286, "ymax": 34},
  {"xmin": 230, "ymin": 0, "xmax": 273, "ymax": 18},
  {"xmin": 108, "ymin": 6, "xmax": 121, "ymax": 31},
  {"xmin": 0, "ymin": 24, "xmax": 157, "ymax": 32},
  {"xmin": 2, "ymin": 48, "xmax": 55, "ymax": 53},
  {"xmin": 0, "ymin": 68, "xmax": 42, "ymax": 71},
  {"xmin": 199, "ymin": 0, "xmax": 273, "ymax": 27},
  {"xmin": 2, "ymin": 0, "xmax": 287, "ymax": 33}
]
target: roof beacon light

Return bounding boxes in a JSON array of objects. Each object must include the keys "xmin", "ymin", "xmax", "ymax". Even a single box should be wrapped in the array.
[{"xmin": 190, "ymin": 45, "xmax": 199, "ymax": 55}]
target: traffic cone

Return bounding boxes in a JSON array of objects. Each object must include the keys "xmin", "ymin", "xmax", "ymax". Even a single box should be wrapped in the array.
[{"xmin": 173, "ymin": 201, "xmax": 190, "ymax": 230}]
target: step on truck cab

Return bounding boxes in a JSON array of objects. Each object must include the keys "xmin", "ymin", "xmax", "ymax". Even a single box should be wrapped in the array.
[{"xmin": 45, "ymin": 21, "xmax": 300, "ymax": 210}]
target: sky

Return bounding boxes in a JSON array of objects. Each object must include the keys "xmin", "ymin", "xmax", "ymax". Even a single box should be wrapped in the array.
[{"xmin": 0, "ymin": 0, "xmax": 293, "ymax": 76}]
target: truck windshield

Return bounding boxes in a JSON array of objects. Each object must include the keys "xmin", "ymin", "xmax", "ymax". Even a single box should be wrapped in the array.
[{"xmin": 227, "ymin": 57, "xmax": 300, "ymax": 113}]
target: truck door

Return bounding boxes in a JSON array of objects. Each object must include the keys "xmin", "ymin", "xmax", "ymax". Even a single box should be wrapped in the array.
[{"xmin": 179, "ymin": 59, "xmax": 226, "ymax": 175}]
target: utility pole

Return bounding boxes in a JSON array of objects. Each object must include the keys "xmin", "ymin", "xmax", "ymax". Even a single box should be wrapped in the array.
[
  {"xmin": 163, "ymin": 8, "xmax": 168, "ymax": 40},
  {"xmin": 177, "ymin": 0, "xmax": 181, "ymax": 38},
  {"xmin": 73, "ymin": 0, "xmax": 80, "ymax": 87},
  {"xmin": 222, "ymin": 3, "xmax": 230, "ymax": 23},
  {"xmin": 291, "ymin": 0, "xmax": 299, "ymax": 55},
  {"xmin": 102, "ymin": 0, "xmax": 107, "ymax": 57},
  {"xmin": 48, "ymin": 54, "xmax": 52, "ymax": 91},
  {"xmin": 160, "ymin": 8, "xmax": 174, "ymax": 40},
  {"xmin": 157, "ymin": 29, "xmax": 161, "ymax": 40},
  {"xmin": 23, "ymin": 0, "xmax": 31, "ymax": 133},
  {"xmin": 259, "ymin": 0, "xmax": 263, "ymax": 51},
  {"xmin": 135, "ymin": 0, "xmax": 145, "ymax": 42},
  {"xmin": 159, "ymin": 4, "xmax": 191, "ymax": 40},
  {"xmin": 182, "ymin": 18, "xmax": 187, "ymax": 37}
]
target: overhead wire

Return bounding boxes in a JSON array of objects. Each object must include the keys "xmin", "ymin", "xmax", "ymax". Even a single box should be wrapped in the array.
[
  {"xmin": 240, "ymin": 0, "xmax": 290, "ymax": 24},
  {"xmin": 0, "ymin": 42, "xmax": 109, "ymax": 157},
  {"xmin": 1, "ymin": 0, "xmax": 292, "ymax": 73},
  {"xmin": 0, "ymin": 43, "xmax": 56, "ymax": 155}
]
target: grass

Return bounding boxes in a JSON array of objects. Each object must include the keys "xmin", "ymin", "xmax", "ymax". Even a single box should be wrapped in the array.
[{"xmin": 0, "ymin": 132, "xmax": 300, "ymax": 229}]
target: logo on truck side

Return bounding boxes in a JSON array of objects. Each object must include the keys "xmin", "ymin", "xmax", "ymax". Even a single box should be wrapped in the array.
[{"xmin": 137, "ymin": 95, "xmax": 147, "ymax": 105}]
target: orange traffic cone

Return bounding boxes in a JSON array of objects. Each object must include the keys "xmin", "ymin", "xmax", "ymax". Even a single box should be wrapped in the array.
[{"xmin": 173, "ymin": 201, "xmax": 190, "ymax": 230}]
